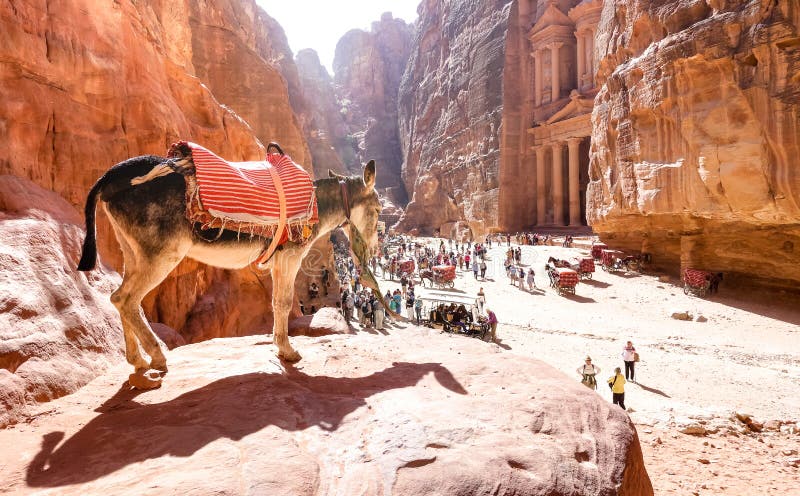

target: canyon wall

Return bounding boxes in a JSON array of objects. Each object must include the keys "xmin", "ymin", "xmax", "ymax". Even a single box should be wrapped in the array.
[
  {"xmin": 295, "ymin": 48, "xmax": 354, "ymax": 179},
  {"xmin": 333, "ymin": 12, "xmax": 413, "ymax": 205},
  {"xmin": 0, "ymin": 0, "xmax": 318, "ymax": 406},
  {"xmin": 396, "ymin": 0, "xmax": 513, "ymax": 237},
  {"xmin": 589, "ymin": 0, "xmax": 800, "ymax": 287}
]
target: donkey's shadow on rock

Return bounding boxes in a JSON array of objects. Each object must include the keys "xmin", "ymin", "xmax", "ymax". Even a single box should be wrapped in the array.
[{"xmin": 26, "ymin": 362, "xmax": 467, "ymax": 488}]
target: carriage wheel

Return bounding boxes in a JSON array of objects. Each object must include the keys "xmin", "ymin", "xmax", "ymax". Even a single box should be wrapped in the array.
[
  {"xmin": 586, "ymin": 272, "xmax": 592, "ymax": 280},
  {"xmin": 683, "ymin": 284, "xmax": 690, "ymax": 295},
  {"xmin": 447, "ymin": 281, "xmax": 454, "ymax": 288}
]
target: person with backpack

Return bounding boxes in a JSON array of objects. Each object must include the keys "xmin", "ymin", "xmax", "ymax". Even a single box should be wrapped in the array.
[
  {"xmin": 607, "ymin": 367, "xmax": 627, "ymax": 410},
  {"xmin": 414, "ymin": 297, "xmax": 423, "ymax": 324},
  {"xmin": 577, "ymin": 356, "xmax": 601, "ymax": 389},
  {"xmin": 480, "ymin": 260, "xmax": 487, "ymax": 279},
  {"xmin": 361, "ymin": 296, "xmax": 373, "ymax": 328}
]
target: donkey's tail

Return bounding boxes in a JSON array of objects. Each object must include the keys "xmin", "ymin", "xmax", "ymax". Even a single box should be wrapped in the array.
[{"xmin": 77, "ymin": 178, "xmax": 104, "ymax": 271}]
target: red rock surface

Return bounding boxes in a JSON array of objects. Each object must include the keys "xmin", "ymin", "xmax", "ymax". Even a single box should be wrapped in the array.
[
  {"xmin": 333, "ymin": 12, "xmax": 413, "ymax": 204},
  {"xmin": 0, "ymin": 176, "xmax": 123, "ymax": 428},
  {"xmin": 396, "ymin": 1, "xmax": 511, "ymax": 236},
  {"xmin": 288, "ymin": 307, "xmax": 352, "ymax": 337},
  {"xmin": 0, "ymin": 328, "xmax": 652, "ymax": 495},
  {"xmin": 588, "ymin": 0, "xmax": 800, "ymax": 287},
  {"xmin": 0, "ymin": 0, "xmax": 323, "ymax": 347}
]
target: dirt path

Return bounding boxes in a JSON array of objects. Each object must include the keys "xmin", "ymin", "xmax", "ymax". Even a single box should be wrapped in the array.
[{"xmin": 376, "ymin": 237, "xmax": 800, "ymax": 495}]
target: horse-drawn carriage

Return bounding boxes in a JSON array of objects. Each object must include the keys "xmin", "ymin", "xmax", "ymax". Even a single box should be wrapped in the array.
[
  {"xmin": 422, "ymin": 293, "xmax": 489, "ymax": 340},
  {"xmin": 600, "ymin": 249, "xmax": 626, "ymax": 272},
  {"xmin": 546, "ymin": 264, "xmax": 579, "ymax": 295},
  {"xmin": 682, "ymin": 268, "xmax": 712, "ymax": 297},
  {"xmin": 591, "ymin": 242, "xmax": 608, "ymax": 260},
  {"xmin": 420, "ymin": 264, "xmax": 456, "ymax": 289},
  {"xmin": 396, "ymin": 259, "xmax": 416, "ymax": 279},
  {"xmin": 578, "ymin": 256, "xmax": 595, "ymax": 280}
]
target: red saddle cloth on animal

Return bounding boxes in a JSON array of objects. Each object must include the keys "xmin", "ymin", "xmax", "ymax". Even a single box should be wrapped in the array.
[{"xmin": 187, "ymin": 142, "xmax": 318, "ymax": 242}]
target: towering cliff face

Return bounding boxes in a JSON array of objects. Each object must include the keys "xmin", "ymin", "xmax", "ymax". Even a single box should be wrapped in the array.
[
  {"xmin": 0, "ymin": 0, "xmax": 316, "ymax": 369},
  {"xmin": 589, "ymin": 0, "xmax": 800, "ymax": 287},
  {"xmin": 333, "ymin": 12, "xmax": 413, "ymax": 204},
  {"xmin": 295, "ymin": 49, "xmax": 355, "ymax": 179},
  {"xmin": 396, "ymin": 0, "xmax": 513, "ymax": 237}
]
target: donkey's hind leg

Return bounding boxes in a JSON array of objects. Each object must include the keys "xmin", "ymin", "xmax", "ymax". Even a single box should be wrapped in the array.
[{"xmin": 111, "ymin": 235, "xmax": 190, "ymax": 386}]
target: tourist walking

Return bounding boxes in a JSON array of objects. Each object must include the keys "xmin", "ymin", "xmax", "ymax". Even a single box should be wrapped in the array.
[
  {"xmin": 414, "ymin": 297, "xmax": 423, "ymax": 324},
  {"xmin": 472, "ymin": 259, "xmax": 479, "ymax": 279},
  {"xmin": 374, "ymin": 300, "xmax": 385, "ymax": 330},
  {"xmin": 608, "ymin": 367, "xmax": 627, "ymax": 410},
  {"xmin": 477, "ymin": 287, "xmax": 486, "ymax": 313},
  {"xmin": 526, "ymin": 268, "xmax": 537, "ymax": 291},
  {"xmin": 480, "ymin": 260, "xmax": 487, "ymax": 279},
  {"xmin": 577, "ymin": 356, "xmax": 601, "ymax": 389},
  {"xmin": 486, "ymin": 308, "xmax": 498, "ymax": 342},
  {"xmin": 622, "ymin": 341, "xmax": 637, "ymax": 382}
]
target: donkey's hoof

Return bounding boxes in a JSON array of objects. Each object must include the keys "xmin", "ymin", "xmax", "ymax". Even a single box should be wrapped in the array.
[
  {"xmin": 128, "ymin": 369, "xmax": 163, "ymax": 390},
  {"xmin": 278, "ymin": 349, "xmax": 303, "ymax": 363}
]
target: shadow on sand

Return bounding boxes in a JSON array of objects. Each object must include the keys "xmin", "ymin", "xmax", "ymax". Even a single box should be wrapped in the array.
[
  {"xmin": 26, "ymin": 362, "xmax": 466, "ymax": 488},
  {"xmin": 635, "ymin": 382, "xmax": 671, "ymax": 398},
  {"xmin": 582, "ymin": 279, "xmax": 611, "ymax": 288}
]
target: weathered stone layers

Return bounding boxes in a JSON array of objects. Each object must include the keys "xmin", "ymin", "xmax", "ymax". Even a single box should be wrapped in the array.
[
  {"xmin": 396, "ymin": 0, "xmax": 513, "ymax": 237},
  {"xmin": 0, "ymin": 0, "xmax": 312, "ymax": 344},
  {"xmin": 333, "ymin": 12, "xmax": 413, "ymax": 204},
  {"xmin": 589, "ymin": 0, "xmax": 800, "ymax": 287}
]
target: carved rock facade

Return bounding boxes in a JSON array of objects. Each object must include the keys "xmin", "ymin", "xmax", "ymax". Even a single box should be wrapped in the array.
[{"xmin": 589, "ymin": 0, "xmax": 800, "ymax": 287}]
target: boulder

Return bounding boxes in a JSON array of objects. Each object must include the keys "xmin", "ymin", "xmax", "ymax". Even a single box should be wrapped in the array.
[
  {"xmin": 288, "ymin": 308, "xmax": 352, "ymax": 337},
  {"xmin": 150, "ymin": 323, "xmax": 187, "ymax": 350},
  {"xmin": 0, "ymin": 328, "xmax": 653, "ymax": 495},
  {"xmin": 0, "ymin": 176, "xmax": 123, "ymax": 428}
]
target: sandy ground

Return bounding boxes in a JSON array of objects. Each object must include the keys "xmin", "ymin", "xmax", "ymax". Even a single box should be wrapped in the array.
[{"xmin": 373, "ymin": 237, "xmax": 800, "ymax": 495}]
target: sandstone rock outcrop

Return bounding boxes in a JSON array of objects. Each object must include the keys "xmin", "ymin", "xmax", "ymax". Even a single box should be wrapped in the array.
[
  {"xmin": 295, "ymin": 48, "xmax": 355, "ymax": 178},
  {"xmin": 396, "ymin": 1, "xmax": 512, "ymax": 237},
  {"xmin": 1, "ymin": 328, "xmax": 653, "ymax": 494},
  {"xmin": 0, "ymin": 0, "xmax": 321, "ymax": 349},
  {"xmin": 334, "ymin": 12, "xmax": 413, "ymax": 204},
  {"xmin": 589, "ymin": 0, "xmax": 800, "ymax": 287},
  {"xmin": 0, "ymin": 176, "xmax": 123, "ymax": 427}
]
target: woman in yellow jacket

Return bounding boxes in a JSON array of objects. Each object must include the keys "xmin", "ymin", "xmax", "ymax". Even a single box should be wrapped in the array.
[{"xmin": 607, "ymin": 367, "xmax": 626, "ymax": 410}]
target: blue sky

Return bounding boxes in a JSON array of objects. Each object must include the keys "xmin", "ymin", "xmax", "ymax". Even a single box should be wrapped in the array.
[{"xmin": 257, "ymin": 0, "xmax": 420, "ymax": 74}]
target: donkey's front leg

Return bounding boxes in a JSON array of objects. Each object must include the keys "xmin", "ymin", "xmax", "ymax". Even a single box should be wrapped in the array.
[{"xmin": 271, "ymin": 251, "xmax": 303, "ymax": 362}]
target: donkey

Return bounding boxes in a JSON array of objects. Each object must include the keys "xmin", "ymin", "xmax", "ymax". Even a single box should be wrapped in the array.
[{"xmin": 78, "ymin": 152, "xmax": 381, "ymax": 388}]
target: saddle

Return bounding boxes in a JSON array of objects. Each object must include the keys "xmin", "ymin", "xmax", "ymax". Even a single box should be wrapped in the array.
[{"xmin": 168, "ymin": 141, "xmax": 318, "ymax": 261}]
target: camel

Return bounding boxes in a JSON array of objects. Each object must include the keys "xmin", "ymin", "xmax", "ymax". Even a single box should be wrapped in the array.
[{"xmin": 77, "ymin": 149, "xmax": 381, "ymax": 389}]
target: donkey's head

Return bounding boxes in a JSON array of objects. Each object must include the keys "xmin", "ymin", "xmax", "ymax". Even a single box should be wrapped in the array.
[{"xmin": 343, "ymin": 160, "xmax": 380, "ymax": 252}]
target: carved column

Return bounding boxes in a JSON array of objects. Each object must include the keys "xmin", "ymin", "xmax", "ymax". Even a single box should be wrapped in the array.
[
  {"xmin": 575, "ymin": 31, "xmax": 585, "ymax": 90},
  {"xmin": 535, "ymin": 145, "xmax": 547, "ymax": 225},
  {"xmin": 588, "ymin": 29, "xmax": 597, "ymax": 86},
  {"xmin": 534, "ymin": 49, "xmax": 543, "ymax": 107},
  {"xmin": 568, "ymin": 137, "xmax": 582, "ymax": 226},
  {"xmin": 550, "ymin": 42, "xmax": 562, "ymax": 102},
  {"xmin": 552, "ymin": 141, "xmax": 564, "ymax": 225}
]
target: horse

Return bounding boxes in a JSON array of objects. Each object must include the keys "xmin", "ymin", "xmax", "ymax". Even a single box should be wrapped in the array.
[
  {"xmin": 77, "ymin": 151, "xmax": 381, "ymax": 389},
  {"xmin": 418, "ymin": 269, "xmax": 434, "ymax": 287}
]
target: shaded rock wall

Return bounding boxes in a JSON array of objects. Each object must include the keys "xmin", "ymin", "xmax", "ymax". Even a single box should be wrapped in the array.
[
  {"xmin": 334, "ymin": 12, "xmax": 413, "ymax": 204},
  {"xmin": 589, "ymin": 0, "xmax": 800, "ymax": 287},
  {"xmin": 396, "ymin": 0, "xmax": 513, "ymax": 237},
  {"xmin": 0, "ymin": 0, "xmax": 316, "ymax": 347},
  {"xmin": 0, "ymin": 176, "xmax": 123, "ymax": 427},
  {"xmin": 295, "ymin": 48, "xmax": 355, "ymax": 179}
]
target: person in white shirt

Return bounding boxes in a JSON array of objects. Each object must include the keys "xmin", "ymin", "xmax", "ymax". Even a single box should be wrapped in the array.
[
  {"xmin": 622, "ymin": 341, "xmax": 637, "ymax": 382},
  {"xmin": 577, "ymin": 356, "xmax": 601, "ymax": 389}
]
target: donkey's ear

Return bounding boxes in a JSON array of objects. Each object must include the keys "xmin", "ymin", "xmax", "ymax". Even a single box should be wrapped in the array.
[
  {"xmin": 328, "ymin": 169, "xmax": 345, "ymax": 180},
  {"xmin": 363, "ymin": 160, "xmax": 376, "ymax": 189}
]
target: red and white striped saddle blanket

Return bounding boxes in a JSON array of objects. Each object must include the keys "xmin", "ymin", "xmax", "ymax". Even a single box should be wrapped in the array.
[{"xmin": 183, "ymin": 142, "xmax": 318, "ymax": 244}]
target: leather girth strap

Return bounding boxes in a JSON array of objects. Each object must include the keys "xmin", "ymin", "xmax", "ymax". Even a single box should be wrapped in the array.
[{"xmin": 255, "ymin": 164, "xmax": 287, "ymax": 267}]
